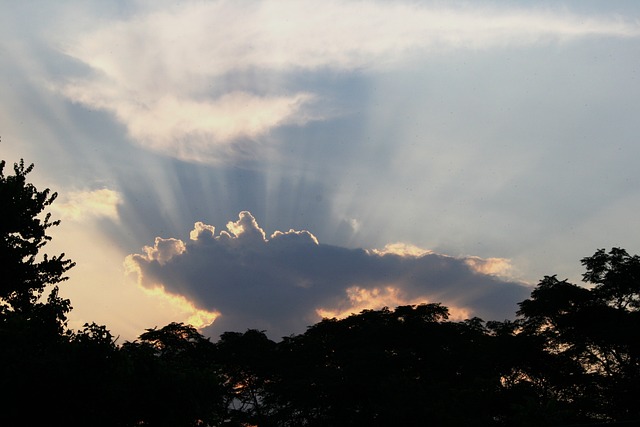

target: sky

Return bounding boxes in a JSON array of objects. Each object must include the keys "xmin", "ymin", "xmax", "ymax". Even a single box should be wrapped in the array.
[{"xmin": 2, "ymin": 0, "xmax": 640, "ymax": 341}]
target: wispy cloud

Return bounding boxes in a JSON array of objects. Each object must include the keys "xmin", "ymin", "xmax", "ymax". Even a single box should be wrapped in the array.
[
  {"xmin": 56, "ymin": 0, "xmax": 640, "ymax": 163},
  {"xmin": 60, "ymin": 86, "xmax": 315, "ymax": 163},
  {"xmin": 53, "ymin": 188, "xmax": 122, "ymax": 221},
  {"xmin": 125, "ymin": 211, "xmax": 529, "ymax": 339}
]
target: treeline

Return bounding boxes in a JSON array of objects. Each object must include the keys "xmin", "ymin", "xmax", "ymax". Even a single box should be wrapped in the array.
[{"xmin": 2, "ymin": 159, "xmax": 639, "ymax": 426}]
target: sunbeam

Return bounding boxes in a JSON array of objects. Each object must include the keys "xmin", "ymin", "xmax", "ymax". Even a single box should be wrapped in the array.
[{"xmin": 2, "ymin": 0, "xmax": 640, "ymax": 340}]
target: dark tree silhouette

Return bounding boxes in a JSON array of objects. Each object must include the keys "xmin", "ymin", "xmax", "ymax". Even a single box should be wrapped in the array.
[
  {"xmin": 212, "ymin": 251, "xmax": 640, "ymax": 426},
  {"xmin": 119, "ymin": 322, "xmax": 225, "ymax": 427},
  {"xmin": 262, "ymin": 304, "xmax": 506, "ymax": 426},
  {"xmin": 214, "ymin": 329, "xmax": 278, "ymax": 426},
  {"xmin": 3, "ymin": 159, "xmax": 640, "ymax": 426},
  {"xmin": 0, "ymin": 158, "xmax": 80, "ymax": 425},
  {"xmin": 503, "ymin": 248, "xmax": 640, "ymax": 423},
  {"xmin": 0, "ymin": 159, "xmax": 75, "ymax": 312},
  {"xmin": 0, "ymin": 159, "xmax": 129, "ymax": 426}
]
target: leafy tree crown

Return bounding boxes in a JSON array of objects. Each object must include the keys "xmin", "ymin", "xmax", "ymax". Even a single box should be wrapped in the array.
[{"xmin": 0, "ymin": 159, "xmax": 75, "ymax": 311}]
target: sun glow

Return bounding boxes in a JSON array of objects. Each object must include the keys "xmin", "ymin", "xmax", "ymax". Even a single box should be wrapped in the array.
[
  {"xmin": 464, "ymin": 256, "xmax": 515, "ymax": 278},
  {"xmin": 124, "ymin": 253, "xmax": 219, "ymax": 330},
  {"xmin": 53, "ymin": 188, "xmax": 122, "ymax": 221},
  {"xmin": 141, "ymin": 285, "xmax": 219, "ymax": 330},
  {"xmin": 371, "ymin": 243, "xmax": 432, "ymax": 257},
  {"xmin": 316, "ymin": 285, "xmax": 471, "ymax": 321}
]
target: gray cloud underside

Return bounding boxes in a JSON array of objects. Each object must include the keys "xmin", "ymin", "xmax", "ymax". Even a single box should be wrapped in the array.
[{"xmin": 128, "ymin": 212, "xmax": 529, "ymax": 339}]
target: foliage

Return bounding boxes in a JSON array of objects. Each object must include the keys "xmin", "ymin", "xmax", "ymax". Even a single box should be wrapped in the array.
[
  {"xmin": 119, "ymin": 322, "xmax": 225, "ymax": 427},
  {"xmin": 211, "ymin": 329, "xmax": 276, "ymax": 425},
  {"xmin": 0, "ymin": 159, "xmax": 75, "ymax": 312},
  {"xmin": 0, "ymin": 158, "xmax": 77, "ymax": 425},
  {"xmin": 508, "ymin": 248, "xmax": 640, "ymax": 423},
  {"xmin": 267, "ymin": 304, "xmax": 503, "ymax": 426},
  {"xmin": 3, "ymin": 158, "xmax": 640, "ymax": 426}
]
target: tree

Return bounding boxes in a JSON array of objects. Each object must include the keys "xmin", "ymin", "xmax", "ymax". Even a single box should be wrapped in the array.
[
  {"xmin": 119, "ymin": 322, "xmax": 225, "ymax": 427},
  {"xmin": 582, "ymin": 247, "xmax": 640, "ymax": 310},
  {"xmin": 268, "ymin": 304, "xmax": 505, "ymax": 427},
  {"xmin": 512, "ymin": 248, "xmax": 640, "ymax": 423},
  {"xmin": 0, "ymin": 158, "xmax": 79, "ymax": 425},
  {"xmin": 214, "ymin": 329, "xmax": 278, "ymax": 426},
  {"xmin": 0, "ymin": 159, "xmax": 75, "ymax": 312}
]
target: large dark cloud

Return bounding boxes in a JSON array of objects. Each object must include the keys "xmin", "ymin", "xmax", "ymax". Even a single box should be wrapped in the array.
[{"xmin": 126, "ymin": 211, "xmax": 530, "ymax": 339}]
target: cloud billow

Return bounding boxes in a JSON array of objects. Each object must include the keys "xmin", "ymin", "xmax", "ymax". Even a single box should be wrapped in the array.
[
  {"xmin": 126, "ymin": 211, "xmax": 530, "ymax": 339},
  {"xmin": 56, "ymin": 1, "xmax": 640, "ymax": 164}
]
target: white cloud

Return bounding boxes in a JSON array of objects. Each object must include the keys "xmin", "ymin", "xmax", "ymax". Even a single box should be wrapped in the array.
[
  {"xmin": 372, "ymin": 242, "xmax": 432, "ymax": 257},
  {"xmin": 224, "ymin": 210, "xmax": 268, "ymax": 243},
  {"xmin": 464, "ymin": 256, "xmax": 515, "ymax": 278},
  {"xmin": 141, "ymin": 237, "xmax": 186, "ymax": 265},
  {"xmin": 60, "ymin": 86, "xmax": 315, "ymax": 163},
  {"xmin": 190, "ymin": 221, "xmax": 216, "ymax": 241},
  {"xmin": 53, "ymin": 188, "xmax": 122, "ymax": 221},
  {"xmin": 126, "ymin": 211, "xmax": 529, "ymax": 339},
  {"xmin": 55, "ymin": 1, "xmax": 640, "ymax": 163}
]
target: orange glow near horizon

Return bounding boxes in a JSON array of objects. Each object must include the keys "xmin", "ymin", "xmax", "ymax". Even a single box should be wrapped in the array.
[
  {"xmin": 140, "ymin": 285, "xmax": 219, "ymax": 330},
  {"xmin": 316, "ymin": 285, "xmax": 471, "ymax": 321},
  {"xmin": 124, "ymin": 254, "xmax": 219, "ymax": 330}
]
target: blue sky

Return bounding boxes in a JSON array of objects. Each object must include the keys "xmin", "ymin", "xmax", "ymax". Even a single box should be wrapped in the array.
[{"xmin": 2, "ymin": 0, "xmax": 640, "ymax": 340}]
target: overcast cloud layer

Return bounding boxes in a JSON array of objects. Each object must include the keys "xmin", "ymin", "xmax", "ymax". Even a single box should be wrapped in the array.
[{"xmin": 2, "ymin": 1, "xmax": 640, "ymax": 340}]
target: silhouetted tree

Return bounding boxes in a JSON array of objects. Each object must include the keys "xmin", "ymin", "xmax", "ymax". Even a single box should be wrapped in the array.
[
  {"xmin": 49, "ymin": 322, "xmax": 125, "ymax": 427},
  {"xmin": 119, "ymin": 322, "xmax": 225, "ymax": 427},
  {"xmin": 4, "ymin": 157, "xmax": 640, "ymax": 426},
  {"xmin": 0, "ymin": 159, "xmax": 75, "ymax": 313},
  {"xmin": 0, "ymin": 158, "xmax": 79, "ymax": 425},
  {"xmin": 265, "ymin": 304, "xmax": 506, "ymax": 427},
  {"xmin": 508, "ymin": 248, "xmax": 640, "ymax": 423},
  {"xmin": 214, "ymin": 329, "xmax": 278, "ymax": 426}
]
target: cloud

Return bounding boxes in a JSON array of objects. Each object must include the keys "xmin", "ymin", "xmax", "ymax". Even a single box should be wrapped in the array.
[
  {"xmin": 53, "ymin": 188, "xmax": 122, "ymax": 221},
  {"xmin": 125, "ymin": 251, "xmax": 219, "ymax": 330},
  {"xmin": 315, "ymin": 286, "xmax": 472, "ymax": 321},
  {"xmin": 59, "ymin": 87, "xmax": 315, "ymax": 163},
  {"xmin": 125, "ymin": 211, "xmax": 530, "ymax": 339},
  {"xmin": 372, "ymin": 242, "xmax": 432, "ymax": 257},
  {"xmin": 464, "ymin": 256, "xmax": 516, "ymax": 278},
  {"xmin": 55, "ymin": 1, "xmax": 640, "ymax": 163}
]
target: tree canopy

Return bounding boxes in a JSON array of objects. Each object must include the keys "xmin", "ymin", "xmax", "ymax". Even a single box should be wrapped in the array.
[
  {"xmin": 1, "ymin": 158, "xmax": 639, "ymax": 426},
  {"xmin": 0, "ymin": 159, "xmax": 75, "ymax": 312}
]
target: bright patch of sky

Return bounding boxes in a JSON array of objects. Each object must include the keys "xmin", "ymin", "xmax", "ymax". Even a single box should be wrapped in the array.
[{"xmin": 1, "ymin": 0, "xmax": 639, "ymax": 339}]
